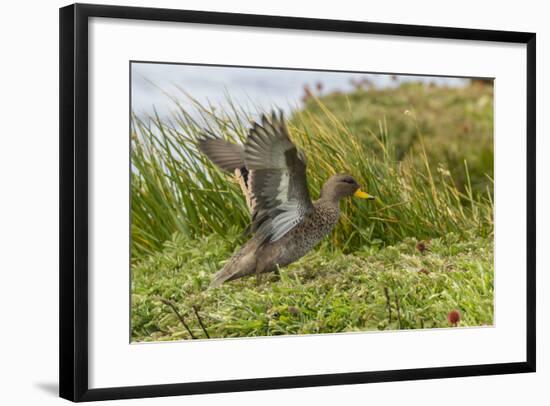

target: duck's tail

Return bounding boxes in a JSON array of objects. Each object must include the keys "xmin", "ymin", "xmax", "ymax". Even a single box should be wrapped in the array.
[{"xmin": 209, "ymin": 239, "xmax": 261, "ymax": 288}]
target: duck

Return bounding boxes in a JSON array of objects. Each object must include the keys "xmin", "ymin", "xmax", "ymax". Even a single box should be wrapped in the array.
[{"xmin": 198, "ymin": 111, "xmax": 375, "ymax": 287}]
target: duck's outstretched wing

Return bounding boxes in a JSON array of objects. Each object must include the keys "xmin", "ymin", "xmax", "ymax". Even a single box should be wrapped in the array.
[
  {"xmin": 245, "ymin": 111, "xmax": 314, "ymax": 243},
  {"xmin": 197, "ymin": 135, "xmax": 245, "ymax": 172},
  {"xmin": 198, "ymin": 134, "xmax": 256, "ymax": 212}
]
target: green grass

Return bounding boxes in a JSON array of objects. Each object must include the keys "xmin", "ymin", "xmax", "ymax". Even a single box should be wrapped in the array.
[
  {"xmin": 131, "ymin": 82, "xmax": 493, "ymax": 260},
  {"xmin": 130, "ymin": 81, "xmax": 494, "ymax": 341},
  {"xmin": 300, "ymin": 81, "xmax": 494, "ymax": 193},
  {"xmin": 131, "ymin": 231, "xmax": 493, "ymax": 341}
]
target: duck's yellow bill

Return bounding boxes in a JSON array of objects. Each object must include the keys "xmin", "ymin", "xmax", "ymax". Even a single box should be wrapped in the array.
[{"xmin": 354, "ymin": 189, "xmax": 376, "ymax": 200}]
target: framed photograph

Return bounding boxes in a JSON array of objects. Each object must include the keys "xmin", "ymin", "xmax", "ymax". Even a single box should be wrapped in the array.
[{"xmin": 59, "ymin": 3, "xmax": 536, "ymax": 402}]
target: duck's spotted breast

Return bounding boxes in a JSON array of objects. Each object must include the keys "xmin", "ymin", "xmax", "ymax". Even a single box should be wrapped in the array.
[{"xmin": 276, "ymin": 201, "xmax": 340, "ymax": 266}]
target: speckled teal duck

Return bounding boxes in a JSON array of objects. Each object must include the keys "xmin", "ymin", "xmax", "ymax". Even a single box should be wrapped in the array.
[{"xmin": 199, "ymin": 112, "xmax": 375, "ymax": 287}]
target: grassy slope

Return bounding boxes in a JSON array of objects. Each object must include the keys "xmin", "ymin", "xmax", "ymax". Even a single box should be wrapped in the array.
[
  {"xmin": 131, "ymin": 82, "xmax": 494, "ymax": 341},
  {"xmin": 298, "ymin": 81, "xmax": 494, "ymax": 194},
  {"xmin": 132, "ymin": 231, "xmax": 493, "ymax": 341}
]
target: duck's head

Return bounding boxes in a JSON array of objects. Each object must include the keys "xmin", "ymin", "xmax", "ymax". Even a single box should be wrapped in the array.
[{"xmin": 320, "ymin": 174, "xmax": 376, "ymax": 202}]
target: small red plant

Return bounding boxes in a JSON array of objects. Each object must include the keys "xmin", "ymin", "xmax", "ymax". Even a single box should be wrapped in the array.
[
  {"xmin": 416, "ymin": 241, "xmax": 429, "ymax": 253},
  {"xmin": 447, "ymin": 310, "xmax": 461, "ymax": 327}
]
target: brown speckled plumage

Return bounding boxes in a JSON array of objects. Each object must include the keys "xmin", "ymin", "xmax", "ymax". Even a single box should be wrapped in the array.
[
  {"xmin": 211, "ymin": 198, "xmax": 342, "ymax": 285},
  {"xmin": 198, "ymin": 111, "xmax": 374, "ymax": 287},
  {"xmin": 277, "ymin": 200, "xmax": 340, "ymax": 266}
]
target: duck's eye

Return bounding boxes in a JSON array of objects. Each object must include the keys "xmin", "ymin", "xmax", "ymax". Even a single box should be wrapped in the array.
[{"xmin": 342, "ymin": 178, "xmax": 355, "ymax": 184}]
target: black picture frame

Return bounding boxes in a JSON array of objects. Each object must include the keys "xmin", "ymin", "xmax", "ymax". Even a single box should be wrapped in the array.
[{"xmin": 59, "ymin": 3, "xmax": 536, "ymax": 402}]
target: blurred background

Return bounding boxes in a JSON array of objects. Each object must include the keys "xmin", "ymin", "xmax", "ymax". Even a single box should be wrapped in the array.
[{"xmin": 132, "ymin": 63, "xmax": 470, "ymax": 121}]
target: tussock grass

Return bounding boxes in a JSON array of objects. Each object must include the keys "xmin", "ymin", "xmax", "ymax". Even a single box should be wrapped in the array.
[{"xmin": 131, "ymin": 84, "xmax": 493, "ymax": 260}]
